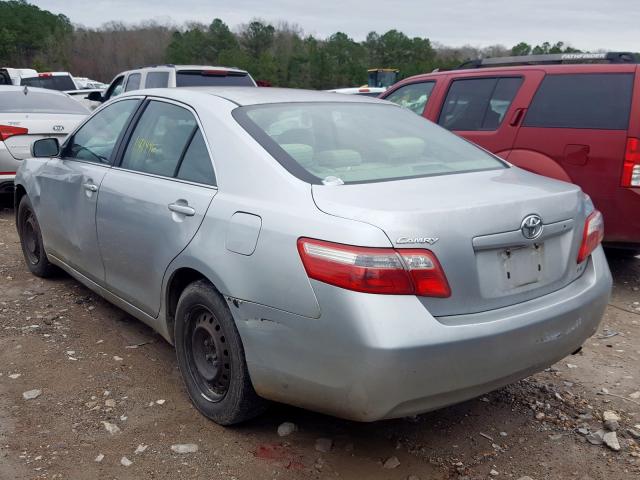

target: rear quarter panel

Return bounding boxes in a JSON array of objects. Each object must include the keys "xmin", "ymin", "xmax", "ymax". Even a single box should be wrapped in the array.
[{"xmin": 162, "ymin": 93, "xmax": 393, "ymax": 320}]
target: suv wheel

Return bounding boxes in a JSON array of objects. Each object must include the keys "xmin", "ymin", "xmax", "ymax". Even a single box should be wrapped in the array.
[
  {"xmin": 174, "ymin": 280, "xmax": 266, "ymax": 425},
  {"xmin": 17, "ymin": 196, "xmax": 58, "ymax": 278}
]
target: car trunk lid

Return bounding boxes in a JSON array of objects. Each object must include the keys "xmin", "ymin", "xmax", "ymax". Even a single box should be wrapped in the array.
[
  {"xmin": 1, "ymin": 113, "xmax": 83, "ymax": 160},
  {"xmin": 312, "ymin": 167, "xmax": 587, "ymax": 317}
]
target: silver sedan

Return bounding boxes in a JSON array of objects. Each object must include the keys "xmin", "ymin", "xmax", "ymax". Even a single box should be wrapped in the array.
[{"xmin": 14, "ymin": 87, "xmax": 612, "ymax": 425}]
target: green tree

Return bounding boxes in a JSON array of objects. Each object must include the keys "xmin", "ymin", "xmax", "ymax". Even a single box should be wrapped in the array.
[
  {"xmin": 511, "ymin": 42, "xmax": 532, "ymax": 56},
  {"xmin": 0, "ymin": 0, "xmax": 72, "ymax": 67}
]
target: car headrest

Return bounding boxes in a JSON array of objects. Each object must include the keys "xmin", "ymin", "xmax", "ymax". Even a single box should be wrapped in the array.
[
  {"xmin": 280, "ymin": 143, "xmax": 314, "ymax": 167},
  {"xmin": 315, "ymin": 149, "xmax": 362, "ymax": 168}
]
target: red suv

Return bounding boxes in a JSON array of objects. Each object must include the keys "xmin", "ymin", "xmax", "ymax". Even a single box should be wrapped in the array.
[{"xmin": 381, "ymin": 52, "xmax": 640, "ymax": 251}]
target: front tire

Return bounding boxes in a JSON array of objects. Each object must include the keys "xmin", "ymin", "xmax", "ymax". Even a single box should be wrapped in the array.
[
  {"xmin": 174, "ymin": 280, "xmax": 266, "ymax": 425},
  {"xmin": 17, "ymin": 195, "xmax": 58, "ymax": 278}
]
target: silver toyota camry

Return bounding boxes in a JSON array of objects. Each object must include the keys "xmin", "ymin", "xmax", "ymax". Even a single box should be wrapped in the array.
[{"xmin": 14, "ymin": 87, "xmax": 612, "ymax": 425}]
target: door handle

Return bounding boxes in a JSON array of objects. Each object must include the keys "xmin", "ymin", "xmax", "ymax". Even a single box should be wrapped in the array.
[
  {"xmin": 168, "ymin": 202, "xmax": 195, "ymax": 216},
  {"xmin": 509, "ymin": 108, "xmax": 526, "ymax": 127},
  {"xmin": 83, "ymin": 182, "xmax": 98, "ymax": 192}
]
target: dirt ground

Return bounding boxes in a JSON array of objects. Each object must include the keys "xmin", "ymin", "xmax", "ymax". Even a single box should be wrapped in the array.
[{"xmin": 1, "ymin": 203, "xmax": 639, "ymax": 480}]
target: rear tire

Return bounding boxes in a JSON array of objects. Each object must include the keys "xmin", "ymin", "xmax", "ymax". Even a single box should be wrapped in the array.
[
  {"xmin": 17, "ymin": 196, "xmax": 58, "ymax": 278},
  {"xmin": 174, "ymin": 280, "xmax": 266, "ymax": 425}
]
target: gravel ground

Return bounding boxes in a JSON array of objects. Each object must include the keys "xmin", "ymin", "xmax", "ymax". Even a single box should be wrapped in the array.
[{"xmin": 1, "ymin": 203, "xmax": 639, "ymax": 480}]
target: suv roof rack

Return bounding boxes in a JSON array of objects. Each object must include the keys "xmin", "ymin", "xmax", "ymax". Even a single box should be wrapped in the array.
[{"xmin": 458, "ymin": 51, "xmax": 639, "ymax": 69}]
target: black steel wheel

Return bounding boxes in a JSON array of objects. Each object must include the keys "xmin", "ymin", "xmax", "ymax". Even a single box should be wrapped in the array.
[
  {"xmin": 174, "ymin": 280, "xmax": 266, "ymax": 425},
  {"xmin": 186, "ymin": 306, "xmax": 231, "ymax": 402},
  {"xmin": 17, "ymin": 195, "xmax": 58, "ymax": 277}
]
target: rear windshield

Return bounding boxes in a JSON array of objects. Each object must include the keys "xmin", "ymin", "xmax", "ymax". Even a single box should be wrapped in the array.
[
  {"xmin": 20, "ymin": 75, "xmax": 77, "ymax": 91},
  {"xmin": 176, "ymin": 71, "xmax": 254, "ymax": 87},
  {"xmin": 0, "ymin": 91, "xmax": 88, "ymax": 114},
  {"xmin": 233, "ymin": 102, "xmax": 505, "ymax": 184}
]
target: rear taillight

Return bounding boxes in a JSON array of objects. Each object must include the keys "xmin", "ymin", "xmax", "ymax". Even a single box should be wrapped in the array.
[
  {"xmin": 0, "ymin": 125, "xmax": 28, "ymax": 141},
  {"xmin": 203, "ymin": 70, "xmax": 228, "ymax": 76},
  {"xmin": 297, "ymin": 238, "xmax": 451, "ymax": 297},
  {"xmin": 622, "ymin": 137, "xmax": 640, "ymax": 187},
  {"xmin": 577, "ymin": 210, "xmax": 604, "ymax": 264}
]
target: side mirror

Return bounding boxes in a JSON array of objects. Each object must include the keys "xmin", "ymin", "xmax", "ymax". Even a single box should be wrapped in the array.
[
  {"xmin": 87, "ymin": 91, "xmax": 103, "ymax": 102},
  {"xmin": 32, "ymin": 138, "xmax": 60, "ymax": 158}
]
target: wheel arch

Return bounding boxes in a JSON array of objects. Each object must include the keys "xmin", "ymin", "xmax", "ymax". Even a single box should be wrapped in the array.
[
  {"xmin": 14, "ymin": 183, "xmax": 27, "ymax": 224},
  {"xmin": 505, "ymin": 149, "xmax": 572, "ymax": 183},
  {"xmin": 165, "ymin": 266, "xmax": 222, "ymax": 344}
]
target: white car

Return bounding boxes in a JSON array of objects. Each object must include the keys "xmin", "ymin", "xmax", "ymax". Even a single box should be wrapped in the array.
[
  {"xmin": 326, "ymin": 87, "xmax": 386, "ymax": 97},
  {"xmin": 0, "ymin": 86, "xmax": 88, "ymax": 195}
]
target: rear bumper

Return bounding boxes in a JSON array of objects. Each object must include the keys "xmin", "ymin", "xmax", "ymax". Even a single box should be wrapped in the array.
[
  {"xmin": 233, "ymin": 247, "xmax": 611, "ymax": 421},
  {"xmin": 0, "ymin": 144, "xmax": 18, "ymax": 195},
  {"xmin": 599, "ymin": 187, "xmax": 640, "ymax": 244}
]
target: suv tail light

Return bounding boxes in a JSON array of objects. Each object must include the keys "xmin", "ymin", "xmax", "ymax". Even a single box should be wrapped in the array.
[
  {"xmin": 577, "ymin": 210, "xmax": 604, "ymax": 264},
  {"xmin": 621, "ymin": 137, "xmax": 640, "ymax": 187},
  {"xmin": 297, "ymin": 238, "xmax": 451, "ymax": 297},
  {"xmin": 0, "ymin": 125, "xmax": 28, "ymax": 141}
]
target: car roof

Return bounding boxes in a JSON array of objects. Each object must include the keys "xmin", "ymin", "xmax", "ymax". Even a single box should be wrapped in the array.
[
  {"xmin": 125, "ymin": 87, "xmax": 390, "ymax": 106},
  {"xmin": 131, "ymin": 65, "xmax": 248, "ymax": 73},
  {"xmin": 395, "ymin": 63, "xmax": 638, "ymax": 84}
]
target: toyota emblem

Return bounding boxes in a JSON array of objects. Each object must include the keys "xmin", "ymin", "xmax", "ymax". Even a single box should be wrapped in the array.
[{"xmin": 521, "ymin": 214, "xmax": 543, "ymax": 239}]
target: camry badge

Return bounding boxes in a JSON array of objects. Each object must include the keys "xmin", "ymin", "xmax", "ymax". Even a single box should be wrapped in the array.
[
  {"xmin": 53, "ymin": 125, "xmax": 64, "ymax": 132},
  {"xmin": 521, "ymin": 214, "xmax": 543, "ymax": 239},
  {"xmin": 396, "ymin": 236, "xmax": 439, "ymax": 245}
]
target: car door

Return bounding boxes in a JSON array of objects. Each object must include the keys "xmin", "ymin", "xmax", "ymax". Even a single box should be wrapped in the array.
[
  {"xmin": 36, "ymin": 98, "xmax": 142, "ymax": 283},
  {"xmin": 436, "ymin": 72, "xmax": 544, "ymax": 157},
  {"xmin": 96, "ymin": 98, "xmax": 217, "ymax": 317}
]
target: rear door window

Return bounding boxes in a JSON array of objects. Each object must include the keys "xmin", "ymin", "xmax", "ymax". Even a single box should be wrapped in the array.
[
  {"xmin": 176, "ymin": 130, "xmax": 216, "ymax": 185},
  {"xmin": 438, "ymin": 77, "xmax": 523, "ymax": 131},
  {"xmin": 523, "ymin": 73, "xmax": 633, "ymax": 130},
  {"xmin": 125, "ymin": 73, "xmax": 141, "ymax": 92},
  {"xmin": 145, "ymin": 71, "xmax": 170, "ymax": 88},
  {"xmin": 120, "ymin": 101, "xmax": 197, "ymax": 177},
  {"xmin": 385, "ymin": 82, "xmax": 435, "ymax": 115}
]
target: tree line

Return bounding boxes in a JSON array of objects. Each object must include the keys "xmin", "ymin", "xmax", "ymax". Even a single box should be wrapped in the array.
[{"xmin": 1, "ymin": 0, "xmax": 582, "ymax": 88}]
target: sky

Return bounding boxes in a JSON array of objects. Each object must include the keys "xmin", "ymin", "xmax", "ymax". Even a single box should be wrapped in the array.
[{"xmin": 32, "ymin": 0, "xmax": 639, "ymax": 51}]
